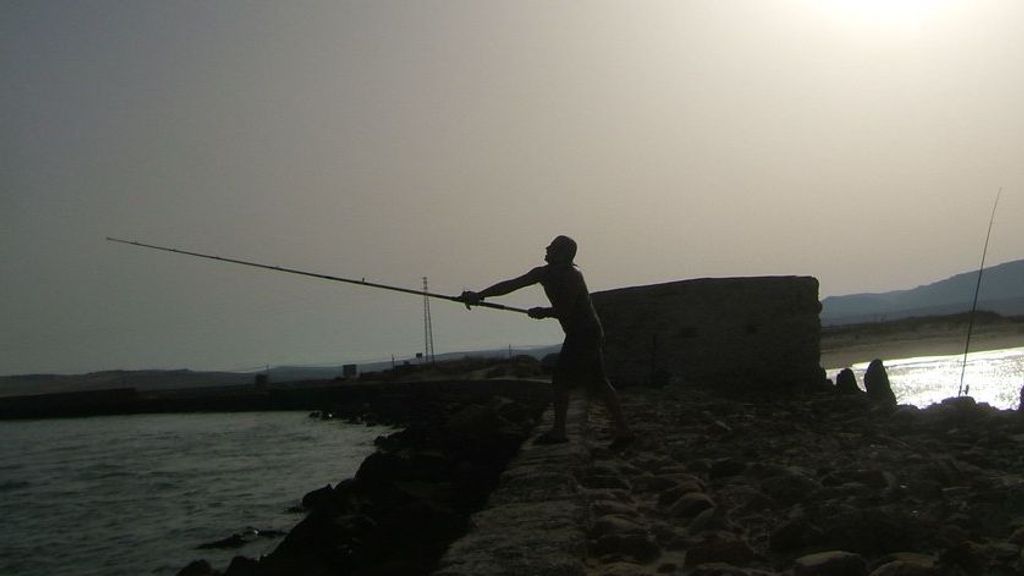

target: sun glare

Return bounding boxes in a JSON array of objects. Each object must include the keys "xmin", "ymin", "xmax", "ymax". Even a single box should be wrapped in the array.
[{"xmin": 808, "ymin": 0, "xmax": 952, "ymax": 37}]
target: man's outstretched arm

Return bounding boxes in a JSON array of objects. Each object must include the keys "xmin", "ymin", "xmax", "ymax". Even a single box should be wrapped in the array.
[
  {"xmin": 460, "ymin": 267, "xmax": 544, "ymax": 306},
  {"xmin": 527, "ymin": 306, "xmax": 554, "ymax": 319}
]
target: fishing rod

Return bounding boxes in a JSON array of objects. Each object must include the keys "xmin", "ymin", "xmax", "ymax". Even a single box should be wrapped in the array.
[
  {"xmin": 958, "ymin": 187, "xmax": 1002, "ymax": 397},
  {"xmin": 106, "ymin": 237, "xmax": 529, "ymax": 315}
]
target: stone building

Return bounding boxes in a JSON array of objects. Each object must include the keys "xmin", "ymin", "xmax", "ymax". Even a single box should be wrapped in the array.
[{"xmin": 592, "ymin": 276, "xmax": 821, "ymax": 391}]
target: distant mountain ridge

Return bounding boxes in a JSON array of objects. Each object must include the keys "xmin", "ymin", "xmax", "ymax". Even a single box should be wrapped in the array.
[
  {"xmin": 821, "ymin": 258, "xmax": 1024, "ymax": 326},
  {"xmin": 0, "ymin": 345, "xmax": 560, "ymax": 398}
]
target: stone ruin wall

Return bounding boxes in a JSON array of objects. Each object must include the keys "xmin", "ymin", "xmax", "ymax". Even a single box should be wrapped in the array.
[{"xmin": 592, "ymin": 276, "xmax": 821, "ymax": 391}]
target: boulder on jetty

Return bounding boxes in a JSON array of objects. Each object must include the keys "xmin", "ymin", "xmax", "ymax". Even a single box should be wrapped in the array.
[
  {"xmin": 864, "ymin": 359, "xmax": 897, "ymax": 406},
  {"xmin": 834, "ymin": 368, "xmax": 862, "ymax": 396}
]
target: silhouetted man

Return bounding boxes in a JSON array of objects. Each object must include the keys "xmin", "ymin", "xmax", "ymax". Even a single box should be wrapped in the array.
[{"xmin": 460, "ymin": 236, "xmax": 633, "ymax": 447}]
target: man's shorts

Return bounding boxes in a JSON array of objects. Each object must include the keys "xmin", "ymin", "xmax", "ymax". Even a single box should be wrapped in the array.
[{"xmin": 553, "ymin": 332, "xmax": 609, "ymax": 391}]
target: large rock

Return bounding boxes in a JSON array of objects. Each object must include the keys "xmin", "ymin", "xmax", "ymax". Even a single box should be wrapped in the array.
[
  {"xmin": 938, "ymin": 540, "xmax": 989, "ymax": 575},
  {"xmin": 658, "ymin": 481, "xmax": 705, "ymax": 508},
  {"xmin": 867, "ymin": 553, "xmax": 938, "ymax": 576},
  {"xmin": 710, "ymin": 457, "xmax": 747, "ymax": 478},
  {"xmin": 591, "ymin": 533, "xmax": 661, "ymax": 563},
  {"xmin": 668, "ymin": 493, "xmax": 716, "ymax": 518},
  {"xmin": 690, "ymin": 563, "xmax": 779, "ymax": 576},
  {"xmin": 835, "ymin": 368, "xmax": 862, "ymax": 395},
  {"xmin": 300, "ymin": 484, "xmax": 336, "ymax": 512},
  {"xmin": 864, "ymin": 360, "xmax": 897, "ymax": 406},
  {"xmin": 794, "ymin": 551, "xmax": 868, "ymax": 576},
  {"xmin": 770, "ymin": 517, "xmax": 826, "ymax": 552},
  {"xmin": 759, "ymin": 470, "xmax": 821, "ymax": 505},
  {"xmin": 684, "ymin": 535, "xmax": 757, "ymax": 567},
  {"xmin": 176, "ymin": 560, "xmax": 218, "ymax": 576},
  {"xmin": 824, "ymin": 507, "xmax": 920, "ymax": 556},
  {"xmin": 591, "ymin": 515, "xmax": 647, "ymax": 538},
  {"xmin": 222, "ymin": 556, "xmax": 257, "ymax": 576}
]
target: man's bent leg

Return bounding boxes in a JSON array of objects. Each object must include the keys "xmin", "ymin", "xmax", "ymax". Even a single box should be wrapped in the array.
[
  {"xmin": 551, "ymin": 387, "xmax": 570, "ymax": 438},
  {"xmin": 534, "ymin": 380, "xmax": 570, "ymax": 444},
  {"xmin": 537, "ymin": 339, "xmax": 573, "ymax": 444},
  {"xmin": 598, "ymin": 379, "xmax": 632, "ymax": 440}
]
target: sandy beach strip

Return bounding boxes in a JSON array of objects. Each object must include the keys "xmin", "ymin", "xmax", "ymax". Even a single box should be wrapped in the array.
[{"xmin": 820, "ymin": 329, "xmax": 1023, "ymax": 369}]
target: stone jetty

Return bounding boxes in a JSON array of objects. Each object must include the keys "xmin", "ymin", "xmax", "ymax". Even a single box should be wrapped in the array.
[
  {"xmin": 437, "ymin": 383, "xmax": 1024, "ymax": 576},
  {"xmin": 177, "ymin": 378, "xmax": 1024, "ymax": 576},
  {"xmin": 176, "ymin": 381, "xmax": 551, "ymax": 576}
]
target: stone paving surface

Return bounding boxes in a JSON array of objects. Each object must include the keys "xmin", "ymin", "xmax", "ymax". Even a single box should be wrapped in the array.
[
  {"xmin": 438, "ymin": 383, "xmax": 1024, "ymax": 576},
  {"xmin": 433, "ymin": 398, "xmax": 591, "ymax": 576}
]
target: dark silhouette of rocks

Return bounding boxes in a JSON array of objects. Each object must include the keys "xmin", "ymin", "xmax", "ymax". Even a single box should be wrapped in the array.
[
  {"xmin": 177, "ymin": 560, "xmax": 215, "ymax": 576},
  {"xmin": 176, "ymin": 390, "xmax": 547, "ymax": 576},
  {"xmin": 834, "ymin": 368, "xmax": 862, "ymax": 395},
  {"xmin": 560, "ymin": 385, "xmax": 1024, "ymax": 576},
  {"xmin": 174, "ymin": 377, "xmax": 1024, "ymax": 576},
  {"xmin": 196, "ymin": 528, "xmax": 286, "ymax": 550},
  {"xmin": 864, "ymin": 359, "xmax": 897, "ymax": 406},
  {"xmin": 793, "ymin": 550, "xmax": 867, "ymax": 575}
]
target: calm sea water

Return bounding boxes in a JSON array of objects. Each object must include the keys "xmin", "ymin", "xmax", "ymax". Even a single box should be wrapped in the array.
[
  {"xmin": 826, "ymin": 346, "xmax": 1024, "ymax": 410},
  {"xmin": 0, "ymin": 412, "xmax": 386, "ymax": 576}
]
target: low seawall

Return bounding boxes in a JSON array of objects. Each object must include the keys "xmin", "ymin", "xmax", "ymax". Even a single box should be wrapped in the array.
[
  {"xmin": 434, "ymin": 398, "xmax": 592, "ymax": 576},
  {"xmin": 174, "ymin": 380, "xmax": 557, "ymax": 575},
  {"xmin": 0, "ymin": 379, "xmax": 552, "ymax": 420}
]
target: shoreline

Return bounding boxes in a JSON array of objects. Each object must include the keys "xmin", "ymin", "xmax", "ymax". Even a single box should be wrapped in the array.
[{"xmin": 821, "ymin": 320, "xmax": 1024, "ymax": 370}]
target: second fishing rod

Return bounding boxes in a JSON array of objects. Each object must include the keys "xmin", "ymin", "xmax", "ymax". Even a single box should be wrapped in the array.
[{"xmin": 106, "ymin": 237, "xmax": 530, "ymax": 315}]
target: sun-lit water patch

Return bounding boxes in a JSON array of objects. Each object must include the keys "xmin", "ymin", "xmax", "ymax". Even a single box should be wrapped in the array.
[{"xmin": 827, "ymin": 347, "xmax": 1024, "ymax": 410}]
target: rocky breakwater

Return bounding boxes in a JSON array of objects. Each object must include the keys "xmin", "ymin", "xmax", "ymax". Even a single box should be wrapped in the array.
[
  {"xmin": 177, "ymin": 391, "xmax": 547, "ymax": 576},
  {"xmin": 575, "ymin": 384, "xmax": 1024, "ymax": 575}
]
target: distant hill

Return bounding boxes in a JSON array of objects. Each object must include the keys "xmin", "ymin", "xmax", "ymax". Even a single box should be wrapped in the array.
[
  {"xmin": 0, "ymin": 369, "xmax": 254, "ymax": 398},
  {"xmin": 0, "ymin": 345, "xmax": 560, "ymax": 398},
  {"xmin": 821, "ymin": 258, "xmax": 1024, "ymax": 326}
]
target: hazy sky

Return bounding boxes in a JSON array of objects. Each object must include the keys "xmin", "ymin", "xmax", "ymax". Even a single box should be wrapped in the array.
[{"xmin": 3, "ymin": 0, "xmax": 1022, "ymax": 376}]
